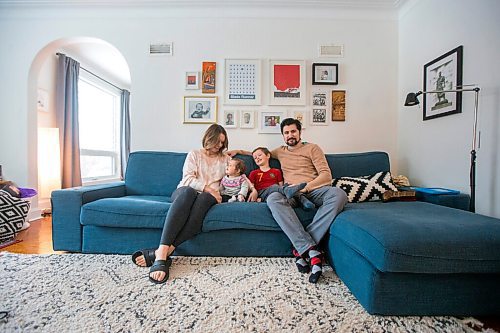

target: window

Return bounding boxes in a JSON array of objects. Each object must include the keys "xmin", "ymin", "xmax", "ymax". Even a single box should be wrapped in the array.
[{"xmin": 78, "ymin": 71, "xmax": 121, "ymax": 183}]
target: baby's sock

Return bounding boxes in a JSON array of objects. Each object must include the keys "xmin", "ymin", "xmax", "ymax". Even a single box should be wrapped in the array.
[
  {"xmin": 228, "ymin": 195, "xmax": 237, "ymax": 203},
  {"xmin": 299, "ymin": 195, "xmax": 315, "ymax": 211},
  {"xmin": 292, "ymin": 248, "xmax": 310, "ymax": 274},
  {"xmin": 283, "ymin": 183, "xmax": 307, "ymax": 199},
  {"xmin": 307, "ymin": 246, "xmax": 323, "ymax": 284}
]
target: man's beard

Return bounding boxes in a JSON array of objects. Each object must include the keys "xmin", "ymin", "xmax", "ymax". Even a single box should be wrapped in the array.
[{"xmin": 286, "ymin": 137, "xmax": 299, "ymax": 146}]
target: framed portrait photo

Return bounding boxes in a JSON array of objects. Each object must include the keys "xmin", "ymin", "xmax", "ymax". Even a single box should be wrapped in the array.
[
  {"xmin": 222, "ymin": 109, "xmax": 238, "ymax": 128},
  {"xmin": 224, "ymin": 59, "xmax": 262, "ymax": 105},
  {"xmin": 312, "ymin": 63, "xmax": 338, "ymax": 85},
  {"xmin": 259, "ymin": 111, "xmax": 285, "ymax": 134},
  {"xmin": 289, "ymin": 109, "xmax": 307, "ymax": 129},
  {"xmin": 311, "ymin": 108, "xmax": 328, "ymax": 126},
  {"xmin": 185, "ymin": 71, "xmax": 199, "ymax": 90},
  {"xmin": 240, "ymin": 110, "xmax": 255, "ymax": 129},
  {"xmin": 269, "ymin": 60, "xmax": 306, "ymax": 106},
  {"xmin": 423, "ymin": 45, "xmax": 463, "ymax": 121},
  {"xmin": 183, "ymin": 96, "xmax": 218, "ymax": 124}
]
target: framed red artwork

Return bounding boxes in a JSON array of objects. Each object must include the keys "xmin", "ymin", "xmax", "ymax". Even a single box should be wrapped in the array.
[{"xmin": 269, "ymin": 60, "xmax": 306, "ymax": 105}]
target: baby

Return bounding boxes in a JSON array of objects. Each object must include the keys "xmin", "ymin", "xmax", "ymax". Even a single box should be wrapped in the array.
[
  {"xmin": 220, "ymin": 158, "xmax": 249, "ymax": 202},
  {"xmin": 248, "ymin": 147, "xmax": 315, "ymax": 210}
]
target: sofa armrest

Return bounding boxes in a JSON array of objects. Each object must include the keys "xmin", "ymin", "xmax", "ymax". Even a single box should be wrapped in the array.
[
  {"xmin": 51, "ymin": 182, "xmax": 126, "ymax": 252},
  {"xmin": 398, "ymin": 186, "xmax": 470, "ymax": 211}
]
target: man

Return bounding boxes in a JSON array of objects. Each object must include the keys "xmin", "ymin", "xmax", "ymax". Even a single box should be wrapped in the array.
[{"xmin": 232, "ymin": 118, "xmax": 348, "ymax": 283}]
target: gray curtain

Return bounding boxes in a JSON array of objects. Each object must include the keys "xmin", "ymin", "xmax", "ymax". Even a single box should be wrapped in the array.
[
  {"xmin": 120, "ymin": 89, "xmax": 131, "ymax": 179},
  {"xmin": 55, "ymin": 54, "xmax": 82, "ymax": 188}
]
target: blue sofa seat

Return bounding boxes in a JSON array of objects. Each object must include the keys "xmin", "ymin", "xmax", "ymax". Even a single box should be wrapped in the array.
[{"xmin": 51, "ymin": 150, "xmax": 500, "ymax": 316}]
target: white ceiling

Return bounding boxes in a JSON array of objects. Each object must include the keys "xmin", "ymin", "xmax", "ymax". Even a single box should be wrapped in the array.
[{"xmin": 0, "ymin": 0, "xmax": 408, "ymax": 9}]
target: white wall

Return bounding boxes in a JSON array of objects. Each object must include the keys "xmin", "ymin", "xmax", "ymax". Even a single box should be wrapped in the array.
[
  {"xmin": 0, "ymin": 5, "xmax": 399, "ymax": 193},
  {"xmin": 399, "ymin": 0, "xmax": 500, "ymax": 217}
]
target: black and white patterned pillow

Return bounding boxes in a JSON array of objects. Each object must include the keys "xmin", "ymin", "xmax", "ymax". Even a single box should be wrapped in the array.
[
  {"xmin": 0, "ymin": 190, "xmax": 30, "ymax": 244},
  {"xmin": 332, "ymin": 171, "xmax": 398, "ymax": 203}
]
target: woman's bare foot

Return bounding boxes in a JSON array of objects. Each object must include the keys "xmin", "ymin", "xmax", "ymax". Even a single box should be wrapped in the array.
[{"xmin": 149, "ymin": 245, "xmax": 175, "ymax": 282}]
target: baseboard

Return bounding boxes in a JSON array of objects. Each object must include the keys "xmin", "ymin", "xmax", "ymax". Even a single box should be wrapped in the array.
[{"xmin": 28, "ymin": 207, "xmax": 43, "ymax": 221}]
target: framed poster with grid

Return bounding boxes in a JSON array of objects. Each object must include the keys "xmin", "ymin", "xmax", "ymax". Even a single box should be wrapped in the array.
[{"xmin": 224, "ymin": 59, "xmax": 261, "ymax": 105}]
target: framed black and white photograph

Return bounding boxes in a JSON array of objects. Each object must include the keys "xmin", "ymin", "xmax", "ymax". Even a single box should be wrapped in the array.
[
  {"xmin": 259, "ymin": 111, "xmax": 285, "ymax": 134},
  {"xmin": 224, "ymin": 59, "xmax": 262, "ymax": 105},
  {"xmin": 312, "ymin": 90, "xmax": 328, "ymax": 107},
  {"xmin": 240, "ymin": 110, "xmax": 255, "ymax": 129},
  {"xmin": 311, "ymin": 108, "xmax": 328, "ymax": 126},
  {"xmin": 222, "ymin": 109, "xmax": 238, "ymax": 128},
  {"xmin": 183, "ymin": 96, "xmax": 218, "ymax": 124},
  {"xmin": 185, "ymin": 71, "xmax": 199, "ymax": 90},
  {"xmin": 423, "ymin": 46, "xmax": 463, "ymax": 120},
  {"xmin": 312, "ymin": 63, "xmax": 338, "ymax": 85}
]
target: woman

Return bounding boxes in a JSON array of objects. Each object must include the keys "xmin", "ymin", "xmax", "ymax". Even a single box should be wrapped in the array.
[{"xmin": 132, "ymin": 124, "xmax": 231, "ymax": 284}]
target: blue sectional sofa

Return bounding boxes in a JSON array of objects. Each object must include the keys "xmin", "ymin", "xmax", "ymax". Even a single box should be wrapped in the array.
[{"xmin": 51, "ymin": 151, "xmax": 500, "ymax": 316}]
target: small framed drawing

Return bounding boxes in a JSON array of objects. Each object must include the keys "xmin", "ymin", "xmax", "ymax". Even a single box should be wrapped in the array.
[
  {"xmin": 423, "ymin": 45, "xmax": 463, "ymax": 120},
  {"xmin": 311, "ymin": 108, "xmax": 328, "ymax": 126},
  {"xmin": 185, "ymin": 71, "xmax": 199, "ymax": 90},
  {"xmin": 269, "ymin": 60, "xmax": 306, "ymax": 106},
  {"xmin": 259, "ymin": 111, "xmax": 285, "ymax": 134},
  {"xmin": 312, "ymin": 63, "xmax": 338, "ymax": 85},
  {"xmin": 240, "ymin": 110, "xmax": 255, "ymax": 129},
  {"xmin": 289, "ymin": 110, "xmax": 307, "ymax": 129},
  {"xmin": 184, "ymin": 96, "xmax": 218, "ymax": 124},
  {"xmin": 223, "ymin": 110, "xmax": 238, "ymax": 128},
  {"xmin": 37, "ymin": 88, "xmax": 49, "ymax": 112},
  {"xmin": 202, "ymin": 62, "xmax": 216, "ymax": 94},
  {"xmin": 224, "ymin": 59, "xmax": 261, "ymax": 105},
  {"xmin": 312, "ymin": 90, "xmax": 328, "ymax": 108}
]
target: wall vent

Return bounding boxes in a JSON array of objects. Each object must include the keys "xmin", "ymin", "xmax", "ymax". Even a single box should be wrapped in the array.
[
  {"xmin": 149, "ymin": 42, "xmax": 173, "ymax": 56},
  {"xmin": 318, "ymin": 44, "xmax": 344, "ymax": 58}
]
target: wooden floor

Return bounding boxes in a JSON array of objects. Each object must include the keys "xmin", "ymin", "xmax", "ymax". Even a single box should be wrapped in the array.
[{"xmin": 1, "ymin": 216, "xmax": 498, "ymax": 330}]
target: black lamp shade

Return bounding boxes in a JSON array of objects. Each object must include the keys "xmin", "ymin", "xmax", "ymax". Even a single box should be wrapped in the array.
[{"xmin": 404, "ymin": 92, "xmax": 420, "ymax": 106}]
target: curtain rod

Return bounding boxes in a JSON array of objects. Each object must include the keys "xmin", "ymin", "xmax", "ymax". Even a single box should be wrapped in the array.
[{"xmin": 56, "ymin": 52, "xmax": 125, "ymax": 91}]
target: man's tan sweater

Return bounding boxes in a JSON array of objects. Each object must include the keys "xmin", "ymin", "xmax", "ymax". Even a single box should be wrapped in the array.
[{"xmin": 271, "ymin": 142, "xmax": 332, "ymax": 192}]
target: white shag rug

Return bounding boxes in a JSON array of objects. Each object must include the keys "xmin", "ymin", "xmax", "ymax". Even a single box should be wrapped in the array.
[{"xmin": 0, "ymin": 252, "xmax": 492, "ymax": 332}]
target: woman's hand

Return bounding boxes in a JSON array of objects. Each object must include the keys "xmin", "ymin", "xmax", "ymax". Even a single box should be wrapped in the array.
[
  {"xmin": 204, "ymin": 186, "xmax": 222, "ymax": 203},
  {"xmin": 247, "ymin": 189, "xmax": 258, "ymax": 202}
]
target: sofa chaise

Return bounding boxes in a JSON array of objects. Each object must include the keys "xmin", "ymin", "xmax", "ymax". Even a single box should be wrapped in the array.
[{"xmin": 51, "ymin": 151, "xmax": 500, "ymax": 316}]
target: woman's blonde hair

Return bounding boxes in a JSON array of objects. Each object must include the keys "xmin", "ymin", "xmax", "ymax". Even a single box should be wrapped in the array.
[{"xmin": 202, "ymin": 124, "xmax": 228, "ymax": 154}]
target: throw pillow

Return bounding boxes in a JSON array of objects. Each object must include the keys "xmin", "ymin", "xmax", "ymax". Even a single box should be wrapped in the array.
[
  {"xmin": 0, "ymin": 190, "xmax": 30, "ymax": 244},
  {"xmin": 332, "ymin": 171, "xmax": 398, "ymax": 203}
]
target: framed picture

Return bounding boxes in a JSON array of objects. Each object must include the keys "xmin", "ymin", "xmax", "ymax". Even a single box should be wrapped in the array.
[
  {"xmin": 185, "ymin": 71, "xmax": 199, "ymax": 90},
  {"xmin": 269, "ymin": 60, "xmax": 306, "ymax": 105},
  {"xmin": 423, "ymin": 45, "xmax": 463, "ymax": 121},
  {"xmin": 183, "ymin": 96, "xmax": 218, "ymax": 124},
  {"xmin": 224, "ymin": 59, "xmax": 262, "ymax": 105},
  {"xmin": 37, "ymin": 88, "xmax": 49, "ymax": 112},
  {"xmin": 312, "ymin": 63, "xmax": 338, "ymax": 85},
  {"xmin": 259, "ymin": 111, "xmax": 285, "ymax": 134},
  {"xmin": 240, "ymin": 110, "xmax": 255, "ymax": 129},
  {"xmin": 222, "ymin": 109, "xmax": 238, "ymax": 128},
  {"xmin": 331, "ymin": 90, "xmax": 346, "ymax": 121},
  {"xmin": 312, "ymin": 90, "xmax": 328, "ymax": 108},
  {"xmin": 311, "ymin": 108, "xmax": 328, "ymax": 126},
  {"xmin": 202, "ymin": 61, "xmax": 216, "ymax": 94},
  {"xmin": 289, "ymin": 109, "xmax": 307, "ymax": 129}
]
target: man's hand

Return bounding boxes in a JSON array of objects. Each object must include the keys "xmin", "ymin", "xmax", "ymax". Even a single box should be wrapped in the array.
[{"xmin": 227, "ymin": 150, "xmax": 239, "ymax": 157}]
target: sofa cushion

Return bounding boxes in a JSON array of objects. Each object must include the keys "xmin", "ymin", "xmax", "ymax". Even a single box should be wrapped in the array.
[
  {"xmin": 330, "ymin": 201, "xmax": 500, "ymax": 274},
  {"xmin": 81, "ymin": 196, "xmax": 171, "ymax": 229},
  {"xmin": 203, "ymin": 202, "xmax": 317, "ymax": 232},
  {"xmin": 125, "ymin": 151, "xmax": 187, "ymax": 196},
  {"xmin": 332, "ymin": 171, "xmax": 398, "ymax": 203}
]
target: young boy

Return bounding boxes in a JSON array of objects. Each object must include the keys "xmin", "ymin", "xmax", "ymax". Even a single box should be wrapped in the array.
[
  {"xmin": 248, "ymin": 147, "xmax": 314, "ymax": 210},
  {"xmin": 220, "ymin": 158, "xmax": 249, "ymax": 202}
]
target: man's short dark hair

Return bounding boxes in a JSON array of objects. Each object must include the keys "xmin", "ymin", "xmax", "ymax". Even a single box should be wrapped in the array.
[{"xmin": 280, "ymin": 118, "xmax": 302, "ymax": 134}]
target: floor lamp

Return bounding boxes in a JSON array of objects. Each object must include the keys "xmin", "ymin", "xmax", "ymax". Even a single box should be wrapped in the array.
[{"xmin": 404, "ymin": 86, "xmax": 480, "ymax": 213}]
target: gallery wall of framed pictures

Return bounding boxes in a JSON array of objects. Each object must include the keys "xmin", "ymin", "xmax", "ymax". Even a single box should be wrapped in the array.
[{"xmin": 182, "ymin": 59, "xmax": 344, "ymax": 129}]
